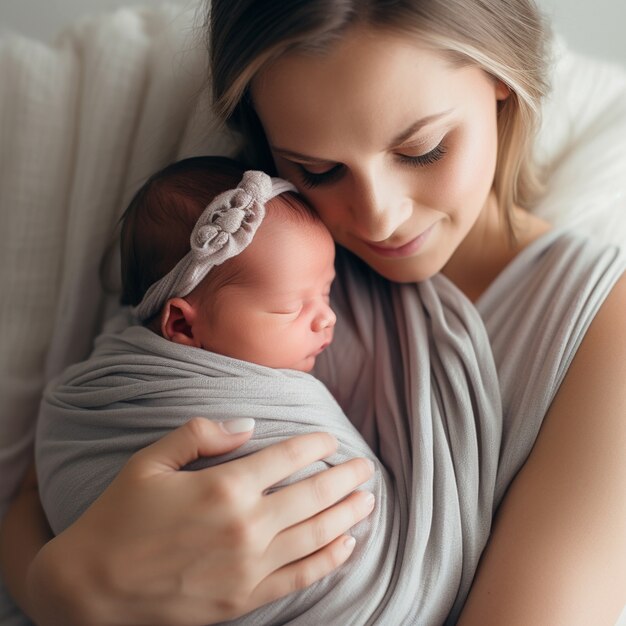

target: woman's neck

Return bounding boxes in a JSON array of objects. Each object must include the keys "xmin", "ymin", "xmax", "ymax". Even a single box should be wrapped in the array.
[{"xmin": 442, "ymin": 195, "xmax": 551, "ymax": 302}]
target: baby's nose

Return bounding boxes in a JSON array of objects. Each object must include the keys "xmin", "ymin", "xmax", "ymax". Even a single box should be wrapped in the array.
[{"xmin": 312, "ymin": 306, "xmax": 337, "ymax": 332}]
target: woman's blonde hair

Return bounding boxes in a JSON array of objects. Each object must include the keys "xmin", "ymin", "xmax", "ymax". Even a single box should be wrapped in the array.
[{"xmin": 207, "ymin": 0, "xmax": 551, "ymax": 231}]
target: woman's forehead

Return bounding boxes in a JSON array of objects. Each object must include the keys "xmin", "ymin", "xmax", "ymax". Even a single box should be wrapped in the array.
[{"xmin": 251, "ymin": 27, "xmax": 468, "ymax": 152}]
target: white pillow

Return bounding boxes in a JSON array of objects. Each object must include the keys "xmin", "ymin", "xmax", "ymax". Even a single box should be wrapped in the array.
[
  {"xmin": 0, "ymin": 2, "xmax": 239, "ymax": 523},
  {"xmin": 534, "ymin": 38, "xmax": 626, "ymax": 242}
]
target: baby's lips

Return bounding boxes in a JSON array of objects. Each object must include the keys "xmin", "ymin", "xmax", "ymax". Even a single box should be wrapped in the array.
[{"xmin": 317, "ymin": 341, "xmax": 331, "ymax": 356}]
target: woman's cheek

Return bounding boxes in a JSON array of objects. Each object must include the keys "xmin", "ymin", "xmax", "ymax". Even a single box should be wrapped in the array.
[
  {"xmin": 440, "ymin": 127, "xmax": 497, "ymax": 218},
  {"xmin": 302, "ymin": 189, "xmax": 345, "ymax": 238}
]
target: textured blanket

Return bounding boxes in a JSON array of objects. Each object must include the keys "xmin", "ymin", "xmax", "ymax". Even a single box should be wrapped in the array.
[
  {"xmin": 37, "ymin": 261, "xmax": 500, "ymax": 626},
  {"xmin": 36, "ymin": 229, "xmax": 624, "ymax": 625}
]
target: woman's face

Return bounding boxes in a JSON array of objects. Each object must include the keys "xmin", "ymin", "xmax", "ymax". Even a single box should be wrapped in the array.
[{"xmin": 251, "ymin": 27, "xmax": 508, "ymax": 282}]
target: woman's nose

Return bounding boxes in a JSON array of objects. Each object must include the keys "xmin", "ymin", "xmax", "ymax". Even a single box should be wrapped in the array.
[
  {"xmin": 351, "ymin": 173, "xmax": 412, "ymax": 241},
  {"xmin": 312, "ymin": 304, "xmax": 337, "ymax": 332}
]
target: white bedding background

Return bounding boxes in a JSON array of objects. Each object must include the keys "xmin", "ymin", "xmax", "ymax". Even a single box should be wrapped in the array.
[
  {"xmin": 3, "ymin": 0, "xmax": 626, "ymax": 64},
  {"xmin": 0, "ymin": 2, "xmax": 625, "ymax": 625}
]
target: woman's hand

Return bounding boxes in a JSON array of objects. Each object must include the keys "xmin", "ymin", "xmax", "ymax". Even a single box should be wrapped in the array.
[{"xmin": 27, "ymin": 418, "xmax": 375, "ymax": 626}]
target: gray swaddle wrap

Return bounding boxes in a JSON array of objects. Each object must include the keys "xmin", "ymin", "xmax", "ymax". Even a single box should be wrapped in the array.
[{"xmin": 36, "ymin": 230, "xmax": 624, "ymax": 625}]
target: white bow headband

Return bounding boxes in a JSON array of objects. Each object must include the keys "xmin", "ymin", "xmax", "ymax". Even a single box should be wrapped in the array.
[{"xmin": 133, "ymin": 170, "xmax": 296, "ymax": 322}]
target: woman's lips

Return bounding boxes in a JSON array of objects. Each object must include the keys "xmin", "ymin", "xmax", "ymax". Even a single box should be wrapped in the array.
[{"xmin": 365, "ymin": 223, "xmax": 436, "ymax": 258}]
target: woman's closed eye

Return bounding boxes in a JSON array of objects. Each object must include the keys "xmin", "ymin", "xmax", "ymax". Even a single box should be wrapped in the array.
[
  {"xmin": 296, "ymin": 140, "xmax": 447, "ymax": 188},
  {"xmin": 398, "ymin": 141, "xmax": 447, "ymax": 167},
  {"xmin": 297, "ymin": 163, "xmax": 344, "ymax": 189}
]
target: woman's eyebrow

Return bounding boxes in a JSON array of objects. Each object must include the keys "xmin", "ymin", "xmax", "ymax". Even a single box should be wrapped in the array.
[{"xmin": 273, "ymin": 110, "xmax": 453, "ymax": 163}]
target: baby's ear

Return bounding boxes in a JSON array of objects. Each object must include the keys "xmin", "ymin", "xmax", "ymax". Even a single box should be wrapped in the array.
[{"xmin": 161, "ymin": 298, "xmax": 200, "ymax": 347}]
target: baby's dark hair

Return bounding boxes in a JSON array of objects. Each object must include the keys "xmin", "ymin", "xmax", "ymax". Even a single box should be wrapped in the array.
[{"xmin": 120, "ymin": 155, "xmax": 321, "ymax": 318}]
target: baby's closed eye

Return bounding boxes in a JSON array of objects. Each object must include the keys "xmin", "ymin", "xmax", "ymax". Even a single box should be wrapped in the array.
[{"xmin": 268, "ymin": 303, "xmax": 303, "ymax": 316}]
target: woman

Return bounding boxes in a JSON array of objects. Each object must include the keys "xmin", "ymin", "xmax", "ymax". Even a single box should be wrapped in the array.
[{"xmin": 2, "ymin": 0, "xmax": 625, "ymax": 624}]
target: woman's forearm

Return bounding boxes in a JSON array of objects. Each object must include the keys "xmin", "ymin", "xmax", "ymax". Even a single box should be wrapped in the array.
[
  {"xmin": 1, "ymin": 462, "xmax": 97, "ymax": 626},
  {"xmin": 0, "ymin": 461, "xmax": 54, "ymax": 622}
]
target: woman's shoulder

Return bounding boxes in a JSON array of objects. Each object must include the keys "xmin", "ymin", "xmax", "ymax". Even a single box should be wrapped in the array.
[
  {"xmin": 572, "ymin": 266, "xmax": 626, "ymax": 367},
  {"xmin": 479, "ymin": 227, "xmax": 626, "ymax": 504},
  {"xmin": 479, "ymin": 226, "xmax": 625, "ymax": 361},
  {"xmin": 478, "ymin": 227, "xmax": 625, "ymax": 316},
  {"xmin": 478, "ymin": 226, "xmax": 625, "ymax": 451}
]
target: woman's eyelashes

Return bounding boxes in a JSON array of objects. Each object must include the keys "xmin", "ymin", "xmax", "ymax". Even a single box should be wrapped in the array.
[
  {"xmin": 298, "ymin": 163, "xmax": 343, "ymax": 189},
  {"xmin": 296, "ymin": 140, "xmax": 447, "ymax": 188},
  {"xmin": 399, "ymin": 143, "xmax": 447, "ymax": 167}
]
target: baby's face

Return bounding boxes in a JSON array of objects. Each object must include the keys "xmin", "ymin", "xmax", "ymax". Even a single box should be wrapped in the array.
[{"xmin": 193, "ymin": 220, "xmax": 336, "ymax": 372}]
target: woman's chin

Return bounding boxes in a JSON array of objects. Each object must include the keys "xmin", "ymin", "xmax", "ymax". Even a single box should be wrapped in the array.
[
  {"xmin": 359, "ymin": 254, "xmax": 443, "ymax": 284},
  {"xmin": 338, "ymin": 241, "xmax": 445, "ymax": 284}
]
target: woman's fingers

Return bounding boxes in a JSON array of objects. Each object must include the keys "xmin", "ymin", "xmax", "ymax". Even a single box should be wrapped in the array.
[
  {"xmin": 249, "ymin": 534, "xmax": 358, "ymax": 610},
  {"xmin": 232, "ymin": 431, "xmax": 341, "ymax": 490},
  {"xmin": 130, "ymin": 417, "xmax": 255, "ymax": 474},
  {"xmin": 122, "ymin": 427, "xmax": 375, "ymax": 618},
  {"xmin": 266, "ymin": 489, "xmax": 375, "ymax": 572},
  {"xmin": 264, "ymin": 456, "xmax": 375, "ymax": 531}
]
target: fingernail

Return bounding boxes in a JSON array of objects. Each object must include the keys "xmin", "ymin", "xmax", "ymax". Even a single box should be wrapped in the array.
[
  {"xmin": 343, "ymin": 536, "xmax": 356, "ymax": 552},
  {"xmin": 366, "ymin": 459, "xmax": 376, "ymax": 473},
  {"xmin": 220, "ymin": 418, "xmax": 255, "ymax": 434},
  {"xmin": 364, "ymin": 492, "xmax": 375, "ymax": 512}
]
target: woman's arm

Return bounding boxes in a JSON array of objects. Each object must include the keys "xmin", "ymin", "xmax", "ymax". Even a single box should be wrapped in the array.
[
  {"xmin": 1, "ymin": 419, "xmax": 375, "ymax": 626},
  {"xmin": 0, "ymin": 461, "xmax": 54, "ymax": 621},
  {"xmin": 458, "ymin": 275, "xmax": 626, "ymax": 625}
]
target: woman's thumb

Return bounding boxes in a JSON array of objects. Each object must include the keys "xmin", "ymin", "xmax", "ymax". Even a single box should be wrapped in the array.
[{"xmin": 134, "ymin": 417, "xmax": 255, "ymax": 473}]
